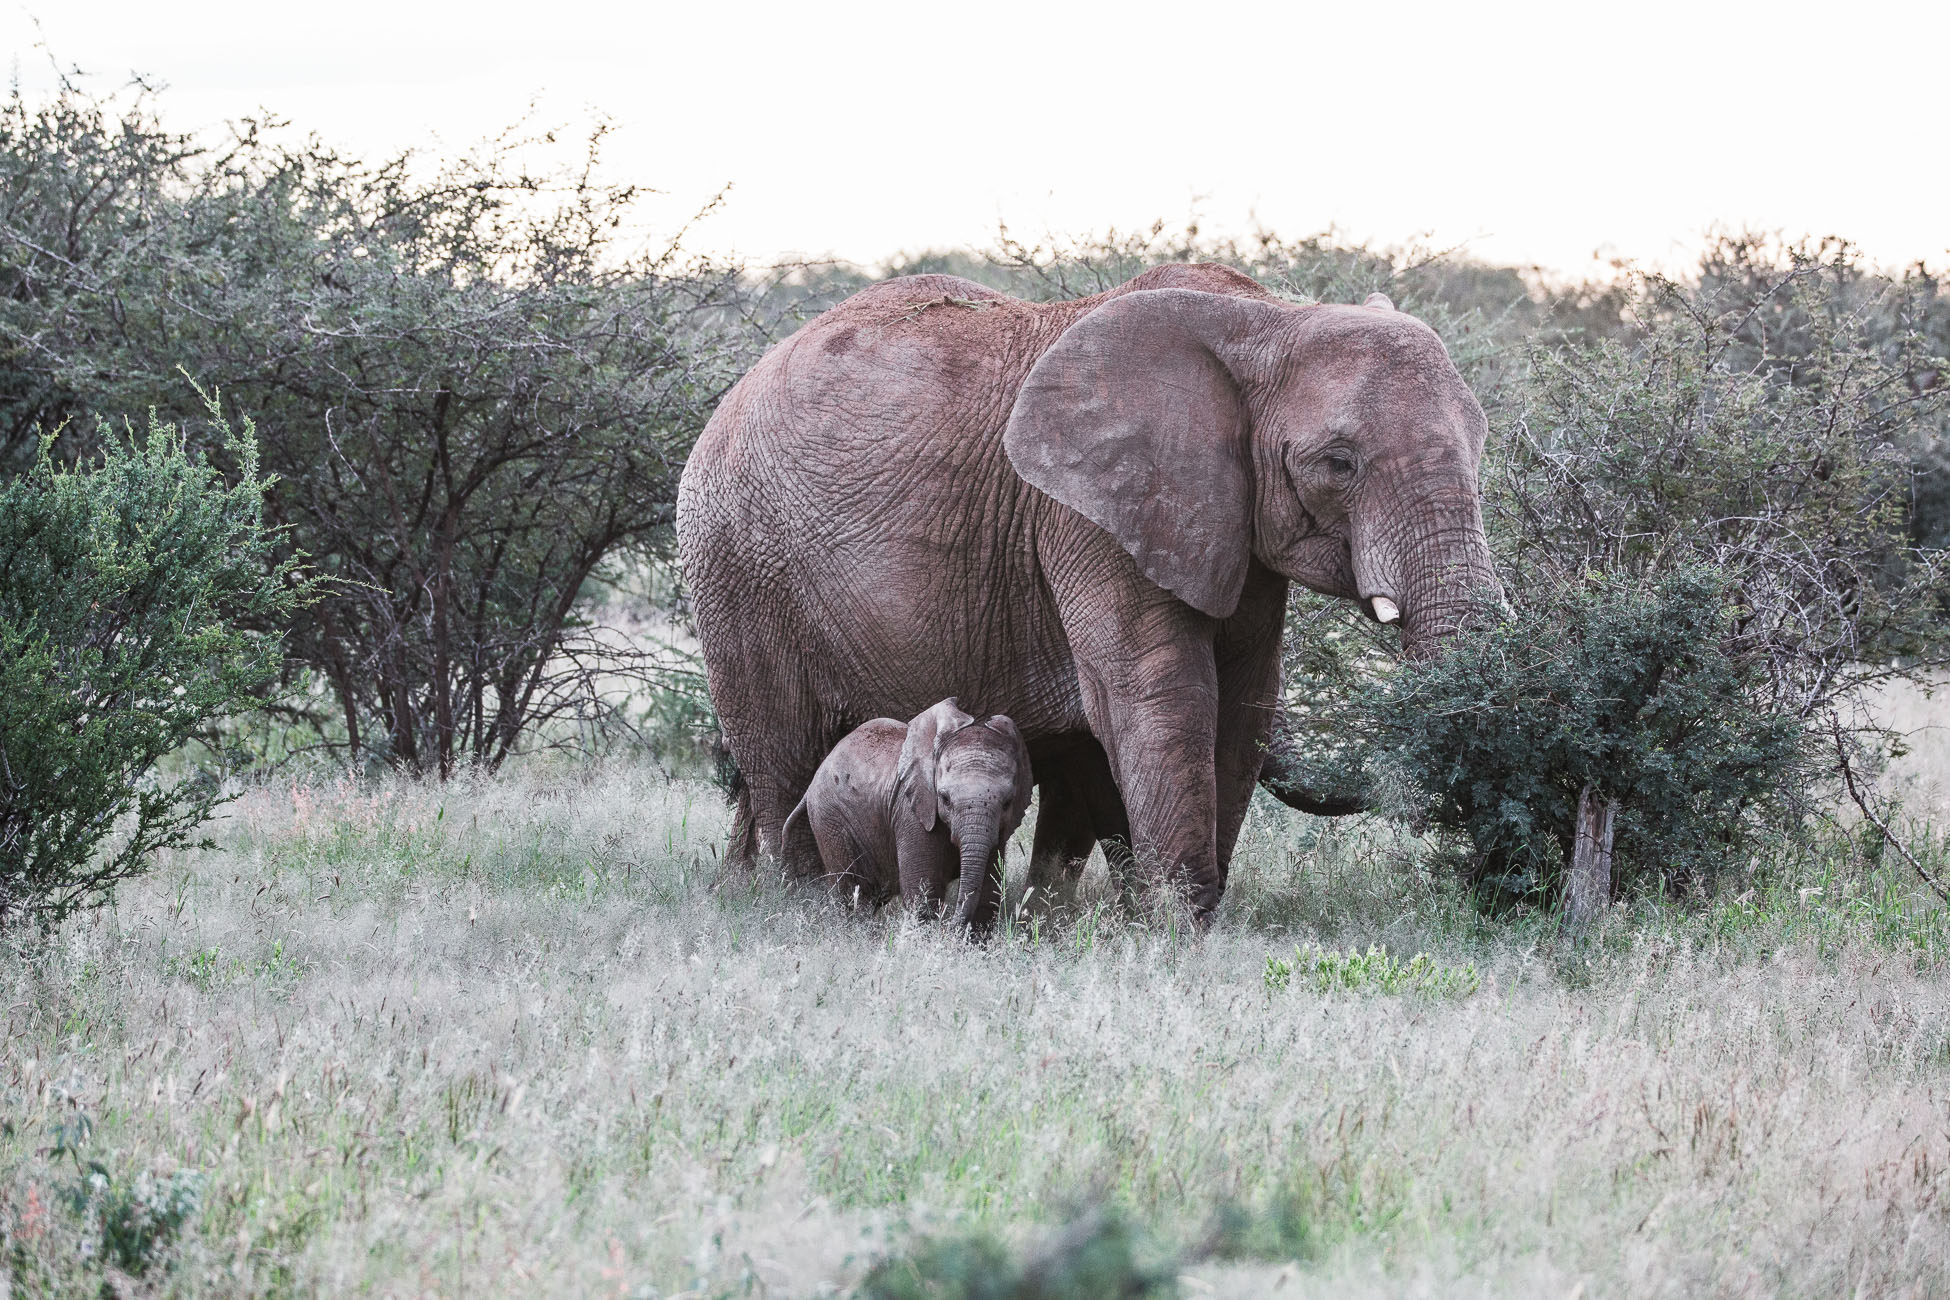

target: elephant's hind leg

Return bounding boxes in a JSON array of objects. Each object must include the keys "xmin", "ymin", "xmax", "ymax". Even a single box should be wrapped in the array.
[
  {"xmin": 1026, "ymin": 772, "xmax": 1096, "ymax": 912},
  {"xmin": 726, "ymin": 779, "xmax": 761, "ymax": 873},
  {"xmin": 711, "ymin": 656, "xmax": 833, "ymax": 879},
  {"xmin": 1025, "ymin": 742, "xmax": 1133, "ymax": 916}
]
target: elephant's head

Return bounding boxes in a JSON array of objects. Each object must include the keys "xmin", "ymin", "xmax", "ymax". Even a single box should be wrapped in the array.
[
  {"xmin": 1003, "ymin": 282, "xmax": 1500, "ymax": 656},
  {"xmin": 896, "ymin": 699, "xmax": 1034, "ymax": 927}
]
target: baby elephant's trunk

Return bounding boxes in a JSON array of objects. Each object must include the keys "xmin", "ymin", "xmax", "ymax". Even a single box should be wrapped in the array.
[{"xmin": 949, "ymin": 806, "xmax": 1001, "ymax": 933}]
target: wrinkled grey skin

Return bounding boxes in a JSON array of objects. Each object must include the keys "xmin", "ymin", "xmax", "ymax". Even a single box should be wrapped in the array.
[
  {"xmin": 783, "ymin": 700, "xmax": 1034, "ymax": 933},
  {"xmin": 679, "ymin": 263, "xmax": 1498, "ymax": 923}
]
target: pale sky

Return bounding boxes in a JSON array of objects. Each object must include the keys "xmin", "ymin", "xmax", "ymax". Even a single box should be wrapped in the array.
[{"xmin": 10, "ymin": 0, "xmax": 1946, "ymax": 279}]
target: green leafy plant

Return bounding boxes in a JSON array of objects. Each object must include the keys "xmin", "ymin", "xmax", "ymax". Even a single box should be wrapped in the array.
[
  {"xmin": 46, "ymin": 1115, "xmax": 203, "ymax": 1277},
  {"xmin": 0, "ymin": 400, "xmax": 312, "ymax": 925},
  {"xmin": 1263, "ymin": 945, "xmax": 1481, "ymax": 997},
  {"xmin": 1374, "ymin": 568, "xmax": 1812, "ymax": 903},
  {"xmin": 65, "ymin": 1165, "xmax": 203, "ymax": 1277},
  {"xmin": 1196, "ymin": 1190, "xmax": 1315, "ymax": 1265}
]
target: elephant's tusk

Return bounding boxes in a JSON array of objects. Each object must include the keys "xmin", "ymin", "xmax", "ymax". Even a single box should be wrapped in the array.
[{"xmin": 1371, "ymin": 596, "xmax": 1400, "ymax": 624}]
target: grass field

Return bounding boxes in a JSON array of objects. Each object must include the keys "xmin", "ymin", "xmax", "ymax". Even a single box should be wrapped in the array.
[{"xmin": 4, "ymin": 763, "xmax": 1950, "ymax": 1297}]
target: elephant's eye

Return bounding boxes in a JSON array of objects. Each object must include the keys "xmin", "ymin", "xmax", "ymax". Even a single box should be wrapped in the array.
[
  {"xmin": 1324, "ymin": 451, "xmax": 1357, "ymax": 478},
  {"xmin": 941, "ymin": 791, "xmax": 954, "ymax": 808}
]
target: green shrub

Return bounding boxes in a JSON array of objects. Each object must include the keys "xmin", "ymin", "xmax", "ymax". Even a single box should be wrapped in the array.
[
  {"xmin": 0, "ymin": 402, "xmax": 310, "ymax": 925},
  {"xmin": 1196, "ymin": 1192, "xmax": 1314, "ymax": 1265},
  {"xmin": 43, "ymin": 1115, "xmax": 202, "ymax": 1278},
  {"xmin": 1369, "ymin": 568, "xmax": 1812, "ymax": 903},
  {"xmin": 66, "ymin": 1165, "xmax": 203, "ymax": 1277},
  {"xmin": 860, "ymin": 1207, "xmax": 1177, "ymax": 1300}
]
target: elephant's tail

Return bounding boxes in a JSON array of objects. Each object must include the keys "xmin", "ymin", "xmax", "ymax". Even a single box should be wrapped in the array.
[{"xmin": 783, "ymin": 792, "xmax": 810, "ymax": 843}]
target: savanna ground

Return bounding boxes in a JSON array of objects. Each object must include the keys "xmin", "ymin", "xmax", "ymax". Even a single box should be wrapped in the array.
[{"xmin": 5, "ymin": 735, "xmax": 1950, "ymax": 1298}]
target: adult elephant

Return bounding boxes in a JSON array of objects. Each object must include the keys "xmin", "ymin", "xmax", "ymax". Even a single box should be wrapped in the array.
[{"xmin": 677, "ymin": 263, "xmax": 1497, "ymax": 921}]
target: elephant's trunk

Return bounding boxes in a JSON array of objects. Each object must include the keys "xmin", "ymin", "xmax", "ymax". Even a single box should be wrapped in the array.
[
  {"xmin": 1357, "ymin": 482, "xmax": 1502, "ymax": 662},
  {"xmin": 949, "ymin": 810, "xmax": 999, "ymax": 932},
  {"xmin": 1401, "ymin": 551, "xmax": 1501, "ymax": 661},
  {"xmin": 1260, "ymin": 707, "xmax": 1369, "ymax": 816}
]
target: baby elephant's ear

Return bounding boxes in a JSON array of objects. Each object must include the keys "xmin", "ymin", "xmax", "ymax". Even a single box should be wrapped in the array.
[
  {"xmin": 984, "ymin": 715, "xmax": 1035, "ymax": 815},
  {"xmin": 897, "ymin": 698, "xmax": 974, "ymax": 832}
]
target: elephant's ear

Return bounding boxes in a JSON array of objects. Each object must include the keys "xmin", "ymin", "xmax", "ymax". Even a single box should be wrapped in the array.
[
  {"xmin": 897, "ymin": 698, "xmax": 974, "ymax": 833},
  {"xmin": 984, "ymin": 715, "xmax": 1035, "ymax": 821},
  {"xmin": 1004, "ymin": 288, "xmax": 1285, "ymax": 619}
]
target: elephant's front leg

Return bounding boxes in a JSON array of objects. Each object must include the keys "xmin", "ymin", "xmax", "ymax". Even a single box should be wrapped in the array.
[
  {"xmin": 1096, "ymin": 664, "xmax": 1223, "ymax": 918},
  {"xmin": 1060, "ymin": 600, "xmax": 1225, "ymax": 919},
  {"xmin": 893, "ymin": 815, "xmax": 956, "ymax": 920},
  {"xmin": 1212, "ymin": 563, "xmax": 1291, "ymax": 888}
]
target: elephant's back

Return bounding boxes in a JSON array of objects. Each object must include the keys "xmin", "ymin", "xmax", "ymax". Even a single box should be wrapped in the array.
[
  {"xmin": 679, "ymin": 274, "xmax": 1054, "ymax": 542},
  {"xmin": 809, "ymin": 718, "xmax": 906, "ymax": 804},
  {"xmin": 679, "ymin": 274, "xmax": 1065, "ymax": 651},
  {"xmin": 757, "ymin": 274, "xmax": 1055, "ymax": 465}
]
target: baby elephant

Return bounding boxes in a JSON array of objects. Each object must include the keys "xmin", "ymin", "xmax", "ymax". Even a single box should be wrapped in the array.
[{"xmin": 784, "ymin": 699, "xmax": 1033, "ymax": 933}]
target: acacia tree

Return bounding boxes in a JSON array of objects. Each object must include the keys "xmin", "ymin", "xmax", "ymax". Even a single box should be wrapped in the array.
[
  {"xmin": 0, "ymin": 77, "xmax": 774, "ymax": 774},
  {"xmin": 1494, "ymin": 239, "xmax": 1950, "ymax": 719}
]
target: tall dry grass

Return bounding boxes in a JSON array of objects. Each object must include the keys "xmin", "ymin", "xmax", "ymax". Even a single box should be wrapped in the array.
[{"xmin": 1, "ymin": 763, "xmax": 1946, "ymax": 1297}]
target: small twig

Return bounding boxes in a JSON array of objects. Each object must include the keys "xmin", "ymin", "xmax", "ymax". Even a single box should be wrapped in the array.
[
  {"xmin": 899, "ymin": 295, "xmax": 996, "ymax": 321},
  {"xmin": 1832, "ymin": 719, "xmax": 1950, "ymax": 905}
]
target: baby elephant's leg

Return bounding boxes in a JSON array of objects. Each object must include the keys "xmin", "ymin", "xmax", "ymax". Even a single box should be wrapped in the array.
[
  {"xmin": 803, "ymin": 805, "xmax": 872, "ymax": 905},
  {"xmin": 894, "ymin": 817, "xmax": 956, "ymax": 919}
]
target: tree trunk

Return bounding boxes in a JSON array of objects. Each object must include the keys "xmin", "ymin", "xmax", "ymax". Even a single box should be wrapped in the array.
[{"xmin": 1565, "ymin": 783, "xmax": 1617, "ymax": 932}]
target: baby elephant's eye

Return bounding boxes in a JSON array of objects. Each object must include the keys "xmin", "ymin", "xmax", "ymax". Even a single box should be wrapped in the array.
[{"xmin": 941, "ymin": 791, "xmax": 954, "ymax": 807}]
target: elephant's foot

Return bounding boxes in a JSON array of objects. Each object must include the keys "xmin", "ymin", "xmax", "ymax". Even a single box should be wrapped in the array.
[{"xmin": 719, "ymin": 781, "xmax": 761, "ymax": 878}]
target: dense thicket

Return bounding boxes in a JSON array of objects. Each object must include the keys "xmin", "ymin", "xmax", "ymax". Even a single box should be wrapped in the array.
[
  {"xmin": 0, "ymin": 81, "xmax": 771, "ymax": 774},
  {"xmin": 0, "ymin": 403, "xmax": 310, "ymax": 925},
  {"xmin": 1498, "ymin": 244, "xmax": 1950, "ymax": 711}
]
